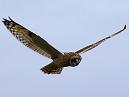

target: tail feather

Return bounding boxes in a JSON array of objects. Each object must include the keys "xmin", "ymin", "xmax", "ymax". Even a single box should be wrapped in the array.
[{"xmin": 40, "ymin": 63, "xmax": 63, "ymax": 74}]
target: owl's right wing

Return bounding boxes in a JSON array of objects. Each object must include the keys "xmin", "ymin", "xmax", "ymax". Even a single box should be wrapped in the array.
[
  {"xmin": 75, "ymin": 25, "xmax": 126, "ymax": 54},
  {"xmin": 2, "ymin": 17, "xmax": 63, "ymax": 59}
]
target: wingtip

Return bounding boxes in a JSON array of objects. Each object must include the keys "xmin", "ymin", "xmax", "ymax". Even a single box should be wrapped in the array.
[
  {"xmin": 2, "ymin": 18, "xmax": 8, "ymax": 24},
  {"xmin": 124, "ymin": 25, "xmax": 126, "ymax": 30},
  {"xmin": 2, "ymin": 17, "xmax": 13, "ymax": 22},
  {"xmin": 2, "ymin": 18, "xmax": 7, "ymax": 22},
  {"xmin": 8, "ymin": 16, "xmax": 13, "ymax": 21},
  {"xmin": 120, "ymin": 25, "xmax": 127, "ymax": 32}
]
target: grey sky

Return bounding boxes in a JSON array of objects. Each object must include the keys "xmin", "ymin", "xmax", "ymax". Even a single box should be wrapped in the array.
[{"xmin": 0, "ymin": 0, "xmax": 129, "ymax": 97}]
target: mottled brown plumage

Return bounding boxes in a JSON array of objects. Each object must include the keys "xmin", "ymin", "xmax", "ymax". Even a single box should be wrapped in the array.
[{"xmin": 2, "ymin": 17, "xmax": 126, "ymax": 74}]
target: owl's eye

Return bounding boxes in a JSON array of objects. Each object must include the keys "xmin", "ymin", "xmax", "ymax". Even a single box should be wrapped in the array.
[{"xmin": 70, "ymin": 58, "xmax": 81, "ymax": 67}]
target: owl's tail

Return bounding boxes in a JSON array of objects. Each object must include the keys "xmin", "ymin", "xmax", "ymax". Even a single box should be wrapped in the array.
[{"xmin": 40, "ymin": 62, "xmax": 63, "ymax": 74}]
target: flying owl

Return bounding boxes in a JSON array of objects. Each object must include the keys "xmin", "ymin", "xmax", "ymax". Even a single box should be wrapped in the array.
[{"xmin": 2, "ymin": 17, "xmax": 126, "ymax": 74}]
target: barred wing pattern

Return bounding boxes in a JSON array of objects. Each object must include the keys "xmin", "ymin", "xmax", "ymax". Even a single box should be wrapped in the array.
[
  {"xmin": 76, "ymin": 25, "xmax": 126, "ymax": 54},
  {"xmin": 2, "ymin": 17, "xmax": 63, "ymax": 59}
]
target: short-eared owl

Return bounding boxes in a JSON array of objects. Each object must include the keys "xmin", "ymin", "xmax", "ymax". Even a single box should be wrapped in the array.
[{"xmin": 2, "ymin": 17, "xmax": 126, "ymax": 74}]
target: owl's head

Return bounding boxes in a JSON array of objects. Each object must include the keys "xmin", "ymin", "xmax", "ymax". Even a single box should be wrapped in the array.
[{"xmin": 69, "ymin": 53, "xmax": 82, "ymax": 67}]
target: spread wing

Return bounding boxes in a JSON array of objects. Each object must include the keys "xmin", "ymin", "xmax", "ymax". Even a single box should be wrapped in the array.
[
  {"xmin": 2, "ymin": 17, "xmax": 63, "ymax": 59},
  {"xmin": 75, "ymin": 25, "xmax": 126, "ymax": 54}
]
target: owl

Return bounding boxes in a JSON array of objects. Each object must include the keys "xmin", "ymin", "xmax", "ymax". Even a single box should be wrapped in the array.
[{"xmin": 2, "ymin": 17, "xmax": 126, "ymax": 74}]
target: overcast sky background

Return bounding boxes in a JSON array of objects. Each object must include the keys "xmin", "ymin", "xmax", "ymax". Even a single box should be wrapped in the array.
[{"xmin": 0, "ymin": 0, "xmax": 129, "ymax": 97}]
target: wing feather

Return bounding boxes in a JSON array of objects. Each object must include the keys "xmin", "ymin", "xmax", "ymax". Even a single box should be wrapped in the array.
[
  {"xmin": 76, "ymin": 25, "xmax": 126, "ymax": 54},
  {"xmin": 2, "ymin": 17, "xmax": 63, "ymax": 59}
]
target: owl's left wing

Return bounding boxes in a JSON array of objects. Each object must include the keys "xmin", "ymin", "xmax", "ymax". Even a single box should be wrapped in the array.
[
  {"xmin": 75, "ymin": 25, "xmax": 126, "ymax": 54},
  {"xmin": 2, "ymin": 17, "xmax": 63, "ymax": 59}
]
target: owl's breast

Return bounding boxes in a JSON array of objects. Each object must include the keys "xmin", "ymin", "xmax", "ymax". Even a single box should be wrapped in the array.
[
  {"xmin": 53, "ymin": 52, "xmax": 82, "ymax": 67},
  {"xmin": 52, "ymin": 55, "xmax": 70, "ymax": 67}
]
